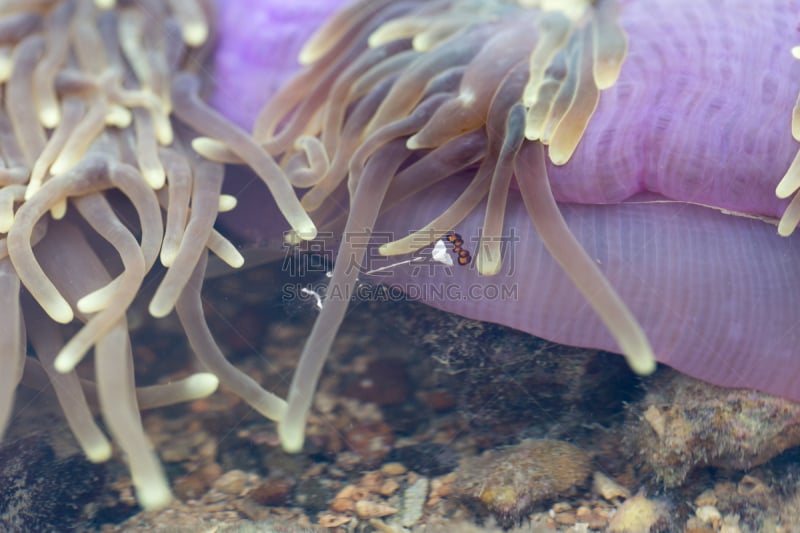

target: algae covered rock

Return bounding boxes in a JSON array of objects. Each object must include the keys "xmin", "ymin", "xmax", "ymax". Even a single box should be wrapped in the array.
[
  {"xmin": 630, "ymin": 371, "xmax": 800, "ymax": 487},
  {"xmin": 453, "ymin": 439, "xmax": 591, "ymax": 528},
  {"xmin": 0, "ymin": 435, "xmax": 106, "ymax": 530},
  {"xmin": 395, "ymin": 303, "xmax": 638, "ymax": 435}
]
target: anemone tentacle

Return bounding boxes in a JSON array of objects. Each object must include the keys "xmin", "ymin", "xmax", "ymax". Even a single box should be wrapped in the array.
[
  {"xmin": 248, "ymin": 0, "xmax": 656, "ymax": 453},
  {"xmin": 0, "ymin": 0, "xmax": 292, "ymax": 511}
]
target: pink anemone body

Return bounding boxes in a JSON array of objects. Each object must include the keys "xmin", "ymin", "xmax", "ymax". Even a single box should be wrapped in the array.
[{"xmin": 212, "ymin": 0, "xmax": 800, "ymax": 401}]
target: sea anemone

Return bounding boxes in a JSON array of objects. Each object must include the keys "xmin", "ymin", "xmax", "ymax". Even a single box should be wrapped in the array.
[
  {"xmin": 5, "ymin": 0, "xmax": 800, "ymax": 515},
  {"xmin": 0, "ymin": 0, "xmax": 298, "ymax": 510},
  {"xmin": 207, "ymin": 0, "xmax": 800, "ymax": 455},
  {"xmin": 203, "ymin": 0, "xmax": 652, "ymax": 453}
]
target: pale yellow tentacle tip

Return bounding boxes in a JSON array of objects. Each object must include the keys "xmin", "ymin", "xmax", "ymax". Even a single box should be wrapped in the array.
[
  {"xmin": 626, "ymin": 350, "xmax": 657, "ymax": 376},
  {"xmin": 48, "ymin": 299, "xmax": 74, "ymax": 325},
  {"xmin": 143, "ymin": 167, "xmax": 166, "ymax": 190},
  {"xmin": 775, "ymin": 152, "xmax": 800, "ymax": 202},
  {"xmin": 278, "ymin": 421, "xmax": 305, "ymax": 454},
  {"xmin": 548, "ymin": 143, "xmax": 576, "ymax": 166},
  {"xmin": 214, "ymin": 245, "xmax": 245, "ymax": 269},
  {"xmin": 135, "ymin": 481, "xmax": 173, "ymax": 511},
  {"xmin": 296, "ymin": 228, "xmax": 318, "ymax": 241},
  {"xmin": 77, "ymin": 283, "xmax": 116, "ymax": 314},
  {"xmin": 778, "ymin": 223, "xmax": 795, "ymax": 238},
  {"xmin": 298, "ymin": 42, "xmax": 320, "ymax": 66},
  {"xmin": 184, "ymin": 373, "xmax": 220, "ymax": 398},
  {"xmin": 85, "ymin": 440, "xmax": 113, "ymax": 463},
  {"xmin": 39, "ymin": 107, "xmax": 61, "ymax": 130},
  {"xmin": 191, "ymin": 137, "xmax": 241, "ymax": 164},
  {"xmin": 617, "ymin": 330, "xmax": 657, "ymax": 376},
  {"xmin": 51, "ymin": 199, "xmax": 68, "ymax": 220},
  {"xmin": 218, "ymin": 194, "xmax": 237, "ymax": 213},
  {"xmin": 149, "ymin": 301, "xmax": 171, "ymax": 319},
  {"xmin": 182, "ymin": 23, "xmax": 209, "ymax": 48},
  {"xmin": 778, "ymin": 208, "xmax": 800, "ymax": 237},
  {"xmin": 54, "ymin": 350, "xmax": 79, "ymax": 374},
  {"xmin": 475, "ymin": 252, "xmax": 502, "ymax": 276}
]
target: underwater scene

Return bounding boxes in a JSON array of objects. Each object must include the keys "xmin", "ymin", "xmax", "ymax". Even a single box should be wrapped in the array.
[{"xmin": 3, "ymin": 0, "xmax": 800, "ymax": 531}]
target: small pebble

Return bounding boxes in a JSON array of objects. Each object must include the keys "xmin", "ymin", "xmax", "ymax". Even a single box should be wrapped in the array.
[
  {"xmin": 355, "ymin": 500, "xmax": 398, "ymax": 519},
  {"xmin": 607, "ymin": 493, "xmax": 668, "ymax": 533},
  {"xmin": 334, "ymin": 485, "xmax": 356, "ymax": 500},
  {"xmin": 318, "ymin": 514, "xmax": 351, "ymax": 528},
  {"xmin": 552, "ymin": 502, "xmax": 571, "ymax": 513},
  {"xmin": 381, "ymin": 462, "xmax": 408, "ymax": 476},
  {"xmin": 684, "ymin": 518, "xmax": 714, "ymax": 533},
  {"xmin": 250, "ymin": 479, "xmax": 292, "ymax": 507},
  {"xmin": 234, "ymin": 497, "xmax": 270, "ymax": 522},
  {"xmin": 399, "ymin": 476, "xmax": 429, "ymax": 528},
  {"xmin": 199, "ymin": 463, "xmax": 223, "ymax": 486},
  {"xmin": 553, "ymin": 512, "xmax": 576, "ymax": 526},
  {"xmin": 212, "ymin": 470, "xmax": 247, "ymax": 495},
  {"xmin": 379, "ymin": 479, "xmax": 400, "ymax": 497},
  {"xmin": 593, "ymin": 471, "xmax": 631, "ymax": 502},
  {"xmin": 427, "ymin": 474, "xmax": 454, "ymax": 507},
  {"xmin": 696, "ymin": 505, "xmax": 722, "ymax": 525},
  {"xmin": 360, "ymin": 471, "xmax": 385, "ymax": 492},
  {"xmin": 330, "ymin": 498, "xmax": 355, "ymax": 513},
  {"xmin": 720, "ymin": 515, "xmax": 743, "ymax": 533}
]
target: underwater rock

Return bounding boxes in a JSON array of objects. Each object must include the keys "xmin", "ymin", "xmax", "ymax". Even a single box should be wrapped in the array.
[
  {"xmin": 629, "ymin": 371, "xmax": 800, "ymax": 487},
  {"xmin": 250, "ymin": 479, "xmax": 293, "ymax": 507},
  {"xmin": 394, "ymin": 300, "xmax": 639, "ymax": 437},
  {"xmin": 453, "ymin": 439, "xmax": 591, "ymax": 529},
  {"xmin": 0, "ymin": 435, "xmax": 105, "ymax": 531}
]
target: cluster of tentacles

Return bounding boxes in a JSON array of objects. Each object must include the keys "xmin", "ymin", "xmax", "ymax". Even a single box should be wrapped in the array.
[
  {"xmin": 196, "ymin": 0, "xmax": 661, "ymax": 453},
  {"xmin": 0, "ymin": 0, "xmax": 296, "ymax": 510}
]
